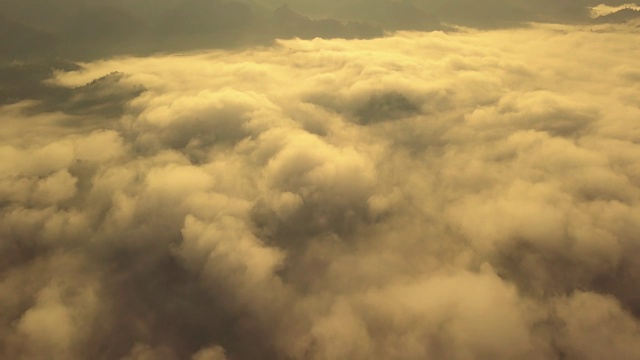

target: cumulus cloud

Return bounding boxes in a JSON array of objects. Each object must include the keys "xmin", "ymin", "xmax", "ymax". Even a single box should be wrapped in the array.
[{"xmin": 1, "ymin": 21, "xmax": 640, "ymax": 360}]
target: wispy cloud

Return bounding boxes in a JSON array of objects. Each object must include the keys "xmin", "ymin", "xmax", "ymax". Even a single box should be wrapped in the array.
[{"xmin": 589, "ymin": 3, "xmax": 640, "ymax": 18}]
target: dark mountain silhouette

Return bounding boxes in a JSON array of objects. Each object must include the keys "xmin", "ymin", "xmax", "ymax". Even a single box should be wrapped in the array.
[
  {"xmin": 155, "ymin": 0, "xmax": 259, "ymax": 45},
  {"xmin": 58, "ymin": 5, "xmax": 146, "ymax": 57},
  {"xmin": 336, "ymin": 0, "xmax": 441, "ymax": 30},
  {"xmin": 272, "ymin": 4, "xmax": 382, "ymax": 39},
  {"xmin": 0, "ymin": 1, "xmax": 383, "ymax": 106},
  {"xmin": 38, "ymin": 71, "xmax": 146, "ymax": 118},
  {"xmin": 0, "ymin": 14, "xmax": 72, "ymax": 105},
  {"xmin": 1, "ymin": 0, "xmax": 384, "ymax": 62},
  {"xmin": 0, "ymin": 60, "xmax": 79, "ymax": 105},
  {"xmin": 0, "ymin": 14, "xmax": 57, "ymax": 60}
]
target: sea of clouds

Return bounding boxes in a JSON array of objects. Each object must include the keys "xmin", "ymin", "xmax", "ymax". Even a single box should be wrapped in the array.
[{"xmin": 1, "ymin": 21, "xmax": 640, "ymax": 360}]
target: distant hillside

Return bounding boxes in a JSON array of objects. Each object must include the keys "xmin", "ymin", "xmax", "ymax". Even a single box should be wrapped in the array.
[
  {"xmin": 0, "ymin": 1, "xmax": 384, "ymax": 105},
  {"xmin": 1, "ymin": 0, "xmax": 384, "ymax": 61},
  {"xmin": 0, "ymin": 14, "xmax": 56, "ymax": 60},
  {"xmin": 272, "ymin": 4, "xmax": 382, "ymax": 39},
  {"xmin": 334, "ymin": 0, "xmax": 441, "ymax": 30},
  {"xmin": 57, "ymin": 5, "xmax": 146, "ymax": 58}
]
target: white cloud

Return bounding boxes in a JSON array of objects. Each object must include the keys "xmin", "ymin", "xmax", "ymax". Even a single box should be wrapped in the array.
[
  {"xmin": 589, "ymin": 3, "xmax": 640, "ymax": 18},
  {"xmin": 1, "ymin": 23, "xmax": 640, "ymax": 359}
]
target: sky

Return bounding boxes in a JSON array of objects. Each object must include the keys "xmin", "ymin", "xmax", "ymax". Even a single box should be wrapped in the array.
[{"xmin": 1, "ymin": 1, "xmax": 640, "ymax": 360}]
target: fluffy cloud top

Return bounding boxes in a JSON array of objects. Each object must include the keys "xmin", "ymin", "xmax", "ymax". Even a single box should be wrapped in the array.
[{"xmin": 1, "ymin": 21, "xmax": 640, "ymax": 359}]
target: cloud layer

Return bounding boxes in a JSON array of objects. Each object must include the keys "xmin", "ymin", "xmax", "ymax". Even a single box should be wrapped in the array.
[{"xmin": 1, "ymin": 22, "xmax": 640, "ymax": 359}]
